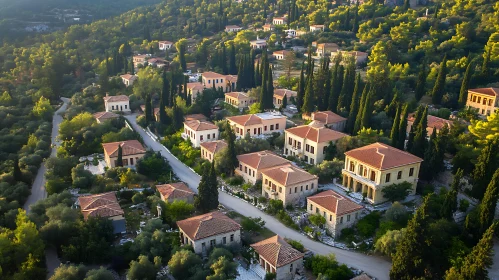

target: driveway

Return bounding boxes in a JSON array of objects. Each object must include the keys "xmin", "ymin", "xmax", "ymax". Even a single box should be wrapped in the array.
[
  {"xmin": 23, "ymin": 97, "xmax": 69, "ymax": 279},
  {"xmin": 125, "ymin": 114, "xmax": 391, "ymax": 280}
]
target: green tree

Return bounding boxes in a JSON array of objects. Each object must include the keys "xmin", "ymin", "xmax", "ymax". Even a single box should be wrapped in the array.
[
  {"xmin": 207, "ymin": 256, "xmax": 238, "ymax": 280},
  {"xmin": 375, "ymin": 228, "xmax": 406, "ymax": 259},
  {"xmin": 431, "ymin": 54, "xmax": 447, "ymax": 105},
  {"xmin": 117, "ymin": 145, "xmax": 123, "ymax": 167},
  {"xmin": 415, "ymin": 62, "xmax": 426, "ymax": 101},
  {"xmin": 296, "ymin": 62, "xmax": 305, "ymax": 111},
  {"xmin": 176, "ymin": 39, "xmax": 188, "ymax": 72},
  {"xmin": 471, "ymin": 139, "xmax": 499, "ymax": 199},
  {"xmin": 85, "ymin": 267, "xmax": 115, "ymax": 280},
  {"xmin": 390, "ymin": 104, "xmax": 401, "ymax": 148},
  {"xmin": 390, "ymin": 194, "xmax": 432, "ymax": 279},
  {"xmin": 160, "ymin": 70, "xmax": 170, "ymax": 125},
  {"xmin": 440, "ymin": 169, "xmax": 463, "ymax": 219},
  {"xmin": 32, "ymin": 96, "xmax": 54, "ymax": 120},
  {"xmin": 458, "ymin": 62, "xmax": 472, "ymax": 108},
  {"xmin": 229, "ymin": 43, "xmax": 237, "ymax": 75},
  {"xmin": 479, "ymin": 169, "xmax": 499, "ymax": 235},
  {"xmin": 301, "ymin": 70, "xmax": 315, "ymax": 114},
  {"xmin": 309, "ymin": 213, "xmax": 326, "ymax": 227},
  {"xmin": 360, "ymin": 87, "xmax": 374, "ymax": 130},
  {"xmin": 49, "ymin": 264, "xmax": 87, "ymax": 280},
  {"xmin": 166, "ymin": 200, "xmax": 195, "ymax": 222},
  {"xmin": 128, "ymin": 255, "xmax": 156, "ymax": 280},
  {"xmin": 168, "ymin": 250, "xmax": 205, "ymax": 280},
  {"xmin": 346, "ymin": 73, "xmax": 362, "ymax": 134},
  {"xmin": 194, "ymin": 162, "xmax": 219, "ymax": 213},
  {"xmin": 397, "ymin": 104, "xmax": 409, "ymax": 150},
  {"xmin": 353, "ymin": 83, "xmax": 369, "ymax": 134},
  {"xmin": 410, "ymin": 106, "xmax": 428, "ymax": 158},
  {"xmin": 381, "ymin": 182, "xmax": 412, "ymax": 202}
]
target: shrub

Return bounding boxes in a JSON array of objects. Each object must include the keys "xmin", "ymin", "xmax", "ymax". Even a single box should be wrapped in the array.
[
  {"xmin": 458, "ymin": 199, "xmax": 469, "ymax": 212},
  {"xmin": 286, "ymin": 239, "xmax": 305, "ymax": 252},
  {"xmin": 257, "ymin": 196, "xmax": 267, "ymax": 204},
  {"xmin": 276, "ymin": 210, "xmax": 298, "ymax": 230},
  {"xmin": 241, "ymin": 217, "xmax": 265, "ymax": 232},
  {"xmin": 226, "ymin": 176, "xmax": 244, "ymax": 186},
  {"xmin": 356, "ymin": 211, "xmax": 381, "ymax": 238},
  {"xmin": 304, "ymin": 254, "xmax": 354, "ymax": 280},
  {"xmin": 266, "ymin": 199, "xmax": 284, "ymax": 215}
]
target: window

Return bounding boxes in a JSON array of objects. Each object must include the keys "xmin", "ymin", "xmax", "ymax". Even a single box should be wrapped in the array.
[
  {"xmin": 230, "ymin": 234, "xmax": 234, "ymax": 242},
  {"xmin": 397, "ymin": 171, "xmax": 402, "ymax": 180},
  {"xmin": 207, "ymin": 134, "xmax": 210, "ymax": 139},
  {"xmin": 385, "ymin": 173, "xmax": 391, "ymax": 183},
  {"xmin": 130, "ymin": 158, "xmax": 134, "ymax": 165},
  {"xmin": 210, "ymin": 239, "xmax": 216, "ymax": 246},
  {"xmin": 477, "ymin": 97, "xmax": 481, "ymax": 103},
  {"xmin": 350, "ymin": 162, "xmax": 355, "ymax": 172},
  {"xmin": 300, "ymin": 186, "xmax": 303, "ymax": 191},
  {"xmin": 265, "ymin": 179, "xmax": 268, "ymax": 184},
  {"xmin": 472, "ymin": 95, "xmax": 476, "ymax": 102},
  {"xmin": 370, "ymin": 171, "xmax": 376, "ymax": 181},
  {"xmin": 310, "ymin": 204, "xmax": 313, "ymax": 210},
  {"xmin": 294, "ymin": 187, "xmax": 297, "ymax": 193},
  {"xmin": 208, "ymin": 80, "xmax": 211, "ymax": 84},
  {"xmin": 305, "ymin": 155, "xmax": 308, "ymax": 162},
  {"xmin": 306, "ymin": 185, "xmax": 308, "ymax": 190},
  {"xmin": 330, "ymin": 215, "xmax": 332, "ymax": 221},
  {"xmin": 311, "ymin": 147, "xmax": 315, "ymax": 154},
  {"xmin": 409, "ymin": 168, "xmax": 414, "ymax": 177},
  {"xmin": 347, "ymin": 215, "xmax": 351, "ymax": 222},
  {"xmin": 276, "ymin": 123, "xmax": 279, "ymax": 129},
  {"xmin": 213, "ymin": 133, "xmax": 215, "ymax": 138},
  {"xmin": 125, "ymin": 105, "xmax": 128, "ymax": 109},
  {"xmin": 270, "ymin": 125, "xmax": 274, "ymax": 130},
  {"xmin": 289, "ymin": 189, "xmax": 291, "ymax": 194},
  {"xmin": 254, "ymin": 128, "xmax": 257, "ymax": 135},
  {"xmin": 290, "ymin": 264, "xmax": 293, "ymax": 272},
  {"xmin": 288, "ymin": 137, "xmax": 292, "ymax": 145},
  {"xmin": 111, "ymin": 105, "xmax": 115, "ymax": 110},
  {"xmin": 279, "ymin": 187, "xmax": 282, "ymax": 193},
  {"xmin": 316, "ymin": 208, "xmax": 319, "ymax": 213},
  {"xmin": 306, "ymin": 144, "xmax": 310, "ymax": 152},
  {"xmin": 223, "ymin": 237, "xmax": 227, "ymax": 244},
  {"xmin": 340, "ymin": 217, "xmax": 343, "ymax": 224},
  {"xmin": 245, "ymin": 166, "xmax": 247, "ymax": 173},
  {"xmin": 310, "ymin": 158, "xmax": 314, "ymax": 164},
  {"xmin": 239, "ymin": 164, "xmax": 242, "ymax": 170},
  {"xmin": 311, "ymin": 183, "xmax": 314, "ymax": 189},
  {"xmin": 200, "ymin": 135, "xmax": 204, "ymax": 141},
  {"xmin": 323, "ymin": 146, "xmax": 327, "ymax": 154},
  {"xmin": 265, "ymin": 126, "xmax": 268, "ymax": 131}
]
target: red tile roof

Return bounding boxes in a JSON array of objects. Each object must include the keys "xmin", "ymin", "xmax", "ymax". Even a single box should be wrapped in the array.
[
  {"xmin": 186, "ymin": 82, "xmax": 204, "ymax": 91},
  {"xmin": 184, "ymin": 114, "xmax": 208, "ymax": 121},
  {"xmin": 225, "ymin": 75, "xmax": 238, "ymax": 83},
  {"xmin": 227, "ymin": 114, "xmax": 263, "ymax": 126},
  {"xmin": 312, "ymin": 111, "xmax": 347, "ymax": 125},
  {"xmin": 345, "ymin": 142, "xmax": 423, "ymax": 170},
  {"xmin": 102, "ymin": 140, "xmax": 146, "ymax": 158},
  {"xmin": 251, "ymin": 235, "xmax": 304, "ymax": 267},
  {"xmin": 159, "ymin": 40, "xmax": 173, "ymax": 44},
  {"xmin": 237, "ymin": 150, "xmax": 290, "ymax": 170},
  {"xmin": 261, "ymin": 164, "xmax": 317, "ymax": 186},
  {"xmin": 156, "ymin": 182, "xmax": 195, "ymax": 201},
  {"xmin": 78, "ymin": 192, "xmax": 124, "ymax": 220},
  {"xmin": 202, "ymin": 71, "xmax": 226, "ymax": 79},
  {"xmin": 307, "ymin": 190, "xmax": 363, "ymax": 216},
  {"xmin": 407, "ymin": 113, "xmax": 453, "ymax": 131},
  {"xmin": 103, "ymin": 95, "xmax": 129, "ymax": 102},
  {"xmin": 200, "ymin": 140, "xmax": 228, "ymax": 154},
  {"xmin": 273, "ymin": 89, "xmax": 297, "ymax": 99},
  {"xmin": 285, "ymin": 125, "xmax": 348, "ymax": 143},
  {"xmin": 225, "ymin": 92, "xmax": 250, "ymax": 99},
  {"xmin": 176, "ymin": 211, "xmax": 241, "ymax": 241},
  {"xmin": 184, "ymin": 120, "xmax": 218, "ymax": 131},
  {"xmin": 120, "ymin": 74, "xmax": 137, "ymax": 81},
  {"xmin": 468, "ymin": 88, "xmax": 499, "ymax": 97},
  {"xmin": 93, "ymin": 111, "xmax": 119, "ymax": 121}
]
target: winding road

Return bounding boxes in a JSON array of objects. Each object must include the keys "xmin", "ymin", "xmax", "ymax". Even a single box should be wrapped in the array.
[{"xmin": 125, "ymin": 114, "xmax": 392, "ymax": 280}]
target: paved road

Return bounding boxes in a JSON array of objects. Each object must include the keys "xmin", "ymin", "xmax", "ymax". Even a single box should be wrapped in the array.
[
  {"xmin": 125, "ymin": 114, "xmax": 391, "ymax": 280},
  {"xmin": 23, "ymin": 97, "xmax": 69, "ymax": 279}
]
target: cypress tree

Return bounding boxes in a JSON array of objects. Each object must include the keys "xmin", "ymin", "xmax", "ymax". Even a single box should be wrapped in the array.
[
  {"xmin": 250, "ymin": 49, "xmax": 256, "ymax": 88},
  {"xmin": 403, "ymin": 0, "xmax": 410, "ymax": 10},
  {"xmin": 255, "ymin": 61, "xmax": 261, "ymax": 87},
  {"xmin": 353, "ymin": 83, "xmax": 369, "ymax": 135},
  {"xmin": 296, "ymin": 62, "xmax": 305, "ymax": 111},
  {"xmin": 352, "ymin": 1, "xmax": 359, "ymax": 33},
  {"xmin": 301, "ymin": 71, "xmax": 315, "ymax": 115},
  {"xmin": 229, "ymin": 43, "xmax": 237, "ymax": 75},
  {"xmin": 360, "ymin": 87, "xmax": 374, "ymax": 130},
  {"xmin": 458, "ymin": 62, "xmax": 472, "ymax": 108},
  {"xmin": 344, "ymin": 8, "xmax": 350, "ymax": 30},
  {"xmin": 224, "ymin": 122, "xmax": 238, "ymax": 176},
  {"xmin": 390, "ymin": 194, "xmax": 433, "ymax": 279},
  {"xmin": 397, "ymin": 104, "xmax": 409, "ymax": 150},
  {"xmin": 207, "ymin": 161, "xmax": 219, "ymax": 210},
  {"xmin": 117, "ymin": 145, "xmax": 123, "ymax": 167},
  {"xmin": 281, "ymin": 94, "xmax": 288, "ymax": 109},
  {"xmin": 421, "ymin": 127, "xmax": 439, "ymax": 180},
  {"xmin": 160, "ymin": 71, "xmax": 170, "ymax": 125},
  {"xmin": 445, "ymin": 221, "xmax": 498, "ymax": 280},
  {"xmin": 130, "ymin": 57, "xmax": 135, "ymax": 75},
  {"xmin": 390, "ymin": 104, "xmax": 401, "ymax": 148},
  {"xmin": 441, "ymin": 168, "xmax": 463, "ymax": 220},
  {"xmin": 13, "ymin": 157, "xmax": 22, "ymax": 182},
  {"xmin": 172, "ymin": 103, "xmax": 184, "ymax": 131},
  {"xmin": 123, "ymin": 56, "xmax": 128, "ymax": 74},
  {"xmin": 415, "ymin": 62, "xmax": 426, "ymax": 101},
  {"xmin": 479, "ymin": 169, "xmax": 499, "ymax": 235},
  {"xmin": 346, "ymin": 73, "xmax": 361, "ymax": 134},
  {"xmin": 431, "ymin": 54, "xmax": 447, "ymax": 105},
  {"xmin": 259, "ymin": 64, "xmax": 268, "ymax": 112},
  {"xmin": 195, "ymin": 166, "xmax": 211, "ymax": 213},
  {"xmin": 410, "ymin": 106, "xmax": 428, "ymax": 158},
  {"xmin": 236, "ymin": 56, "xmax": 244, "ymax": 91},
  {"xmin": 385, "ymin": 88, "xmax": 400, "ymax": 119},
  {"xmin": 337, "ymin": 62, "xmax": 355, "ymax": 112},
  {"xmin": 471, "ymin": 139, "xmax": 499, "ymax": 199},
  {"xmin": 145, "ymin": 94, "xmax": 153, "ymax": 124},
  {"xmin": 481, "ymin": 46, "xmax": 491, "ymax": 77},
  {"xmin": 265, "ymin": 67, "xmax": 274, "ymax": 110}
]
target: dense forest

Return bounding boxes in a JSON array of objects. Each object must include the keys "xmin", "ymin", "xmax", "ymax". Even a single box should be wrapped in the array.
[{"xmin": 0, "ymin": 0, "xmax": 498, "ymax": 278}]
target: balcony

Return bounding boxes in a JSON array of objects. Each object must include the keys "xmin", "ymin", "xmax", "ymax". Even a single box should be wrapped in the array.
[
  {"xmin": 341, "ymin": 169, "xmax": 377, "ymax": 189},
  {"xmin": 181, "ymin": 133, "xmax": 189, "ymax": 140},
  {"xmin": 290, "ymin": 145, "xmax": 302, "ymax": 153}
]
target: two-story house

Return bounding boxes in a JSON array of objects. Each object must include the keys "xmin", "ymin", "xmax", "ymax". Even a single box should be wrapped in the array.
[
  {"xmin": 263, "ymin": 24, "xmax": 274, "ymax": 32},
  {"xmin": 261, "ymin": 164, "xmax": 318, "ymax": 205},
  {"xmin": 133, "ymin": 54, "xmax": 150, "ymax": 68},
  {"xmin": 273, "ymin": 17, "xmax": 287, "ymax": 25},
  {"xmin": 102, "ymin": 140, "xmax": 146, "ymax": 168},
  {"xmin": 272, "ymin": 50, "xmax": 293, "ymax": 60},
  {"xmin": 273, "ymin": 89, "xmax": 297, "ymax": 108},
  {"xmin": 250, "ymin": 39, "xmax": 268, "ymax": 50},
  {"xmin": 103, "ymin": 94, "xmax": 130, "ymax": 113},
  {"xmin": 251, "ymin": 235, "xmax": 304, "ymax": 280},
  {"xmin": 186, "ymin": 82, "xmax": 205, "ymax": 103},
  {"xmin": 200, "ymin": 140, "xmax": 227, "ymax": 162},
  {"xmin": 78, "ymin": 192, "xmax": 125, "ymax": 234},
  {"xmin": 284, "ymin": 123, "xmax": 348, "ymax": 165},
  {"xmin": 307, "ymin": 190, "xmax": 364, "ymax": 237},
  {"xmin": 158, "ymin": 41, "xmax": 174, "ymax": 51},
  {"xmin": 330, "ymin": 50, "xmax": 368, "ymax": 65},
  {"xmin": 226, "ymin": 112, "xmax": 287, "ymax": 138},
  {"xmin": 201, "ymin": 72, "xmax": 237, "ymax": 92},
  {"xmin": 309, "ymin": 111, "xmax": 347, "ymax": 131},
  {"xmin": 225, "ymin": 92, "xmax": 257, "ymax": 110},
  {"xmin": 316, "ymin": 43, "xmax": 339, "ymax": 57},
  {"xmin": 406, "ymin": 113, "xmax": 453, "ymax": 135},
  {"xmin": 182, "ymin": 120, "xmax": 219, "ymax": 148},
  {"xmin": 342, "ymin": 142, "xmax": 423, "ymax": 204},
  {"xmin": 235, "ymin": 150, "xmax": 290, "ymax": 184},
  {"xmin": 465, "ymin": 88, "xmax": 499, "ymax": 117},
  {"xmin": 120, "ymin": 74, "xmax": 137, "ymax": 87},
  {"xmin": 177, "ymin": 211, "xmax": 241, "ymax": 255},
  {"xmin": 156, "ymin": 182, "xmax": 195, "ymax": 204}
]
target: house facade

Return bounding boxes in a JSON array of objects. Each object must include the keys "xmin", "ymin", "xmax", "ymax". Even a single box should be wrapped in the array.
[
  {"xmin": 102, "ymin": 140, "xmax": 146, "ymax": 168},
  {"xmin": 225, "ymin": 25, "xmax": 242, "ymax": 32},
  {"xmin": 156, "ymin": 182, "xmax": 195, "ymax": 204},
  {"xmin": 235, "ymin": 150, "xmax": 290, "ymax": 184},
  {"xmin": 406, "ymin": 113, "xmax": 453, "ymax": 135},
  {"xmin": 103, "ymin": 94, "xmax": 131, "ymax": 113},
  {"xmin": 78, "ymin": 192, "xmax": 125, "ymax": 234},
  {"xmin": 250, "ymin": 40, "xmax": 268, "ymax": 50},
  {"xmin": 226, "ymin": 112, "xmax": 287, "ymax": 138},
  {"xmin": 120, "ymin": 74, "xmax": 137, "ymax": 87},
  {"xmin": 93, "ymin": 111, "xmax": 119, "ymax": 124},
  {"xmin": 263, "ymin": 24, "xmax": 274, "ymax": 31},
  {"xmin": 307, "ymin": 190, "xmax": 364, "ymax": 237},
  {"xmin": 182, "ymin": 120, "xmax": 219, "ymax": 148},
  {"xmin": 261, "ymin": 164, "xmax": 318, "ymax": 206},
  {"xmin": 201, "ymin": 72, "xmax": 237, "ymax": 92},
  {"xmin": 331, "ymin": 50, "xmax": 368, "ymax": 65},
  {"xmin": 273, "ymin": 17, "xmax": 287, "ymax": 25},
  {"xmin": 310, "ymin": 110, "xmax": 347, "ymax": 131},
  {"xmin": 284, "ymin": 123, "xmax": 348, "ymax": 165},
  {"xmin": 316, "ymin": 43, "xmax": 339, "ymax": 57},
  {"xmin": 159, "ymin": 41, "xmax": 173, "ymax": 50},
  {"xmin": 465, "ymin": 88, "xmax": 499, "ymax": 117},
  {"xmin": 177, "ymin": 212, "xmax": 241, "ymax": 255},
  {"xmin": 251, "ymin": 235, "xmax": 304, "ymax": 280},
  {"xmin": 186, "ymin": 82, "xmax": 205, "ymax": 102},
  {"xmin": 309, "ymin": 25, "xmax": 324, "ymax": 32},
  {"xmin": 273, "ymin": 89, "xmax": 297, "ymax": 108},
  {"xmin": 225, "ymin": 92, "xmax": 257, "ymax": 109},
  {"xmin": 341, "ymin": 142, "xmax": 423, "ymax": 204},
  {"xmin": 200, "ymin": 140, "xmax": 227, "ymax": 162},
  {"xmin": 133, "ymin": 54, "xmax": 149, "ymax": 67},
  {"xmin": 272, "ymin": 50, "xmax": 292, "ymax": 60}
]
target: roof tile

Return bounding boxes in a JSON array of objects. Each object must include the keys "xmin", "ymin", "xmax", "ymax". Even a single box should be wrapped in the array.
[
  {"xmin": 307, "ymin": 190, "xmax": 363, "ymax": 216},
  {"xmin": 345, "ymin": 142, "xmax": 423, "ymax": 170},
  {"xmin": 251, "ymin": 235, "xmax": 304, "ymax": 267},
  {"xmin": 177, "ymin": 211, "xmax": 241, "ymax": 240}
]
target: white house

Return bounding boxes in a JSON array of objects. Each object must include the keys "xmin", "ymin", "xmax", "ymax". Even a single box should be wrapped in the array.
[
  {"xmin": 250, "ymin": 39, "xmax": 268, "ymax": 50},
  {"xmin": 103, "ymin": 94, "xmax": 130, "ymax": 113},
  {"xmin": 309, "ymin": 25, "xmax": 324, "ymax": 32},
  {"xmin": 225, "ymin": 25, "xmax": 242, "ymax": 32},
  {"xmin": 273, "ymin": 17, "xmax": 287, "ymax": 25},
  {"xmin": 159, "ymin": 41, "xmax": 174, "ymax": 50},
  {"xmin": 182, "ymin": 120, "xmax": 219, "ymax": 148},
  {"xmin": 120, "ymin": 74, "xmax": 137, "ymax": 87}
]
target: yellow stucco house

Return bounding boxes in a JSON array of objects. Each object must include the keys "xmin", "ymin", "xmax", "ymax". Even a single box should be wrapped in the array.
[{"xmin": 465, "ymin": 88, "xmax": 498, "ymax": 117}]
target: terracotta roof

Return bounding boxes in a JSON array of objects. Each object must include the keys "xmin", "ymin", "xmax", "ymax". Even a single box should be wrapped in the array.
[
  {"xmin": 407, "ymin": 113, "xmax": 453, "ymax": 130},
  {"xmin": 184, "ymin": 114, "xmax": 208, "ymax": 121},
  {"xmin": 102, "ymin": 140, "xmax": 146, "ymax": 158},
  {"xmin": 345, "ymin": 142, "xmax": 423, "ymax": 170},
  {"xmin": 156, "ymin": 182, "xmax": 195, "ymax": 201},
  {"xmin": 225, "ymin": 75, "xmax": 238, "ymax": 83},
  {"xmin": 184, "ymin": 120, "xmax": 218, "ymax": 131},
  {"xmin": 273, "ymin": 89, "xmax": 297, "ymax": 98},
  {"xmin": 261, "ymin": 164, "xmax": 317, "ymax": 186},
  {"xmin": 120, "ymin": 74, "xmax": 137, "ymax": 81},
  {"xmin": 311, "ymin": 24, "xmax": 324, "ymax": 27},
  {"xmin": 285, "ymin": 125, "xmax": 348, "ymax": 143},
  {"xmin": 176, "ymin": 211, "xmax": 241, "ymax": 241},
  {"xmin": 225, "ymin": 25, "xmax": 241, "ymax": 29},
  {"xmin": 318, "ymin": 43, "xmax": 339, "ymax": 49},
  {"xmin": 200, "ymin": 140, "xmax": 228, "ymax": 154},
  {"xmin": 227, "ymin": 114, "xmax": 262, "ymax": 126},
  {"xmin": 251, "ymin": 235, "xmax": 304, "ymax": 267},
  {"xmin": 307, "ymin": 190, "xmax": 363, "ymax": 216},
  {"xmin": 93, "ymin": 111, "xmax": 119, "ymax": 121},
  {"xmin": 186, "ymin": 82, "xmax": 204, "ymax": 91},
  {"xmin": 312, "ymin": 111, "xmax": 347, "ymax": 125},
  {"xmin": 272, "ymin": 50, "xmax": 293, "ymax": 56},
  {"xmin": 237, "ymin": 150, "xmax": 290, "ymax": 170},
  {"xmin": 202, "ymin": 71, "xmax": 226, "ymax": 79},
  {"xmin": 78, "ymin": 192, "xmax": 124, "ymax": 220},
  {"xmin": 225, "ymin": 92, "xmax": 250, "ymax": 99},
  {"xmin": 468, "ymin": 88, "xmax": 499, "ymax": 97},
  {"xmin": 351, "ymin": 274, "xmax": 372, "ymax": 280},
  {"xmin": 159, "ymin": 40, "xmax": 173, "ymax": 44},
  {"xmin": 103, "ymin": 95, "xmax": 129, "ymax": 102}
]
